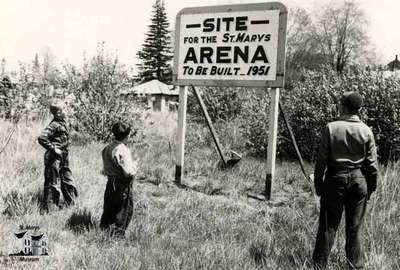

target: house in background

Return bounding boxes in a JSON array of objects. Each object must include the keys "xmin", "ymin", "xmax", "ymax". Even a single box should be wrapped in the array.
[
  {"xmin": 121, "ymin": 80, "xmax": 179, "ymax": 112},
  {"xmin": 388, "ymin": 55, "xmax": 400, "ymax": 71},
  {"xmin": 381, "ymin": 55, "xmax": 400, "ymax": 78}
]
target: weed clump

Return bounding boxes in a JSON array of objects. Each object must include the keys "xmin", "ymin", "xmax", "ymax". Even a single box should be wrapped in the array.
[
  {"xmin": 249, "ymin": 239, "xmax": 272, "ymax": 266},
  {"xmin": 2, "ymin": 190, "xmax": 37, "ymax": 217},
  {"xmin": 66, "ymin": 208, "xmax": 96, "ymax": 234}
]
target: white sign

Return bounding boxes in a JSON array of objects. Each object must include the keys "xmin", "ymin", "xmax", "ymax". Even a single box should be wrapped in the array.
[{"xmin": 173, "ymin": 2, "xmax": 287, "ymax": 88}]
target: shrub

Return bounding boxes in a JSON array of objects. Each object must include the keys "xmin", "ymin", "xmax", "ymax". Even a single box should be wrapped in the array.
[
  {"xmin": 187, "ymin": 66, "xmax": 400, "ymax": 163},
  {"xmin": 0, "ymin": 71, "xmax": 48, "ymax": 122},
  {"xmin": 64, "ymin": 43, "xmax": 144, "ymax": 142},
  {"xmin": 187, "ymin": 86, "xmax": 249, "ymax": 123},
  {"xmin": 238, "ymin": 90, "xmax": 271, "ymax": 158},
  {"xmin": 282, "ymin": 67, "xmax": 400, "ymax": 162},
  {"xmin": 279, "ymin": 67, "xmax": 339, "ymax": 161},
  {"xmin": 1, "ymin": 59, "xmax": 64, "ymax": 122}
]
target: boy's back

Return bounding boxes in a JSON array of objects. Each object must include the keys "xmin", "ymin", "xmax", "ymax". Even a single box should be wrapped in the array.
[
  {"xmin": 100, "ymin": 122, "xmax": 137, "ymax": 236},
  {"xmin": 102, "ymin": 141, "xmax": 137, "ymax": 178},
  {"xmin": 326, "ymin": 116, "xmax": 376, "ymax": 169}
]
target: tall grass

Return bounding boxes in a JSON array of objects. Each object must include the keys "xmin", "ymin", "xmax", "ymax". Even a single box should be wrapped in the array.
[{"xmin": 0, "ymin": 118, "xmax": 399, "ymax": 269}]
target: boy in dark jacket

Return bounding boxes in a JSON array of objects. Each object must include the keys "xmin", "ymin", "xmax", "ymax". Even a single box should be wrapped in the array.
[
  {"xmin": 38, "ymin": 99, "xmax": 78, "ymax": 212},
  {"xmin": 312, "ymin": 92, "xmax": 378, "ymax": 269}
]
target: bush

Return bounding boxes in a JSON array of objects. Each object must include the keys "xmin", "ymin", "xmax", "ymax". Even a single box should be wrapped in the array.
[
  {"xmin": 0, "ymin": 71, "xmax": 48, "ymax": 122},
  {"xmin": 187, "ymin": 66, "xmax": 400, "ymax": 163},
  {"xmin": 1, "ymin": 57, "xmax": 65, "ymax": 122},
  {"xmin": 279, "ymin": 67, "xmax": 339, "ymax": 160},
  {"xmin": 239, "ymin": 90, "xmax": 271, "ymax": 158},
  {"xmin": 64, "ymin": 43, "xmax": 144, "ymax": 142},
  {"xmin": 281, "ymin": 66, "xmax": 400, "ymax": 162},
  {"xmin": 187, "ymin": 86, "xmax": 249, "ymax": 123}
]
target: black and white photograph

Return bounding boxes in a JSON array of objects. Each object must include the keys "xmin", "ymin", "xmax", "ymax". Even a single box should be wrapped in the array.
[{"xmin": 0, "ymin": 0, "xmax": 399, "ymax": 269}]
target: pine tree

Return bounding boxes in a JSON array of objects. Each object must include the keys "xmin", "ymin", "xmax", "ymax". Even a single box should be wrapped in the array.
[
  {"xmin": 0, "ymin": 58, "xmax": 6, "ymax": 77},
  {"xmin": 33, "ymin": 53, "xmax": 41, "ymax": 74},
  {"xmin": 136, "ymin": 0, "xmax": 173, "ymax": 83}
]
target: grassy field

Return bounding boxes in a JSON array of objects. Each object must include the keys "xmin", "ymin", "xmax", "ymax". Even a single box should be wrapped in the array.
[{"xmin": 0, "ymin": 116, "xmax": 399, "ymax": 270}]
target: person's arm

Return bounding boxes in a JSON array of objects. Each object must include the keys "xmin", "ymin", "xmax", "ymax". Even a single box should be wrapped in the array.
[
  {"xmin": 314, "ymin": 125, "xmax": 330, "ymax": 196},
  {"xmin": 38, "ymin": 122, "xmax": 58, "ymax": 152},
  {"xmin": 61, "ymin": 121, "xmax": 72, "ymax": 149},
  {"xmin": 100, "ymin": 147, "xmax": 107, "ymax": 175},
  {"xmin": 363, "ymin": 130, "xmax": 379, "ymax": 198},
  {"xmin": 113, "ymin": 145, "xmax": 138, "ymax": 178}
]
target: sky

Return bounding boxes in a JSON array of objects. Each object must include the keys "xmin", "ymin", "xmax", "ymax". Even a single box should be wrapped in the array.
[{"xmin": 0, "ymin": 0, "xmax": 399, "ymax": 72}]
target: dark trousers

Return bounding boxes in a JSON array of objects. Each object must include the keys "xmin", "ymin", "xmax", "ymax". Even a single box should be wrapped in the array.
[
  {"xmin": 100, "ymin": 176, "xmax": 133, "ymax": 236},
  {"xmin": 43, "ymin": 150, "xmax": 78, "ymax": 211},
  {"xmin": 313, "ymin": 169, "xmax": 368, "ymax": 269}
]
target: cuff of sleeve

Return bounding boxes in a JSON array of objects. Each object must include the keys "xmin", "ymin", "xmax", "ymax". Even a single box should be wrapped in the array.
[
  {"xmin": 314, "ymin": 180, "xmax": 324, "ymax": 196},
  {"xmin": 367, "ymin": 183, "xmax": 377, "ymax": 193},
  {"xmin": 366, "ymin": 174, "xmax": 377, "ymax": 192}
]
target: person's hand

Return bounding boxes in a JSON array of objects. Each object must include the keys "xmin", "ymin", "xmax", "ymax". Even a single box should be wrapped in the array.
[
  {"xmin": 53, "ymin": 148, "xmax": 63, "ymax": 157},
  {"xmin": 309, "ymin": 174, "xmax": 321, "ymax": 196},
  {"xmin": 310, "ymin": 174, "xmax": 324, "ymax": 197}
]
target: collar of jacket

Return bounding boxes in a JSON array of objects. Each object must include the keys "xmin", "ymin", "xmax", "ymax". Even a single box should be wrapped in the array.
[
  {"xmin": 338, "ymin": 114, "xmax": 361, "ymax": 122},
  {"xmin": 52, "ymin": 118, "xmax": 66, "ymax": 123},
  {"xmin": 112, "ymin": 140, "xmax": 125, "ymax": 146}
]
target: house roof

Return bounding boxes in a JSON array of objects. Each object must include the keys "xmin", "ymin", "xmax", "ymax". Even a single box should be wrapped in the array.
[
  {"xmin": 15, "ymin": 231, "xmax": 28, "ymax": 239},
  {"xmin": 121, "ymin": 80, "xmax": 178, "ymax": 96},
  {"xmin": 388, "ymin": 55, "xmax": 400, "ymax": 71},
  {"xmin": 31, "ymin": 234, "xmax": 45, "ymax": 240}
]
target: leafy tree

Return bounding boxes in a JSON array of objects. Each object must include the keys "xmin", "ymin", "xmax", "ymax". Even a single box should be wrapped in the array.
[
  {"xmin": 285, "ymin": 7, "xmax": 325, "ymax": 88},
  {"xmin": 40, "ymin": 46, "xmax": 56, "ymax": 76},
  {"xmin": 286, "ymin": 8, "xmax": 321, "ymax": 70},
  {"xmin": 314, "ymin": 1, "xmax": 370, "ymax": 73},
  {"xmin": 0, "ymin": 63, "xmax": 46, "ymax": 120},
  {"xmin": 67, "ymin": 43, "xmax": 143, "ymax": 142},
  {"xmin": 39, "ymin": 46, "xmax": 61, "ymax": 87},
  {"xmin": 136, "ymin": 0, "xmax": 173, "ymax": 83}
]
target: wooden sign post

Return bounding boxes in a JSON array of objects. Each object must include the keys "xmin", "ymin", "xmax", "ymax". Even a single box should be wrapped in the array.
[
  {"xmin": 265, "ymin": 87, "xmax": 280, "ymax": 199},
  {"xmin": 173, "ymin": 2, "xmax": 287, "ymax": 199},
  {"xmin": 175, "ymin": 85, "xmax": 188, "ymax": 184}
]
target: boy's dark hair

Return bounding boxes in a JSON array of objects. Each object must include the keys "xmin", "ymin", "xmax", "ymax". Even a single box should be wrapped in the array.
[
  {"xmin": 340, "ymin": 91, "xmax": 363, "ymax": 114},
  {"xmin": 49, "ymin": 99, "xmax": 65, "ymax": 115},
  {"xmin": 112, "ymin": 122, "xmax": 131, "ymax": 141}
]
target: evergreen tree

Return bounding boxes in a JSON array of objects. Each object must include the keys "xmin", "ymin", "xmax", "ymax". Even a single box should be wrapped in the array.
[
  {"xmin": 1, "ymin": 58, "xmax": 6, "ymax": 77},
  {"xmin": 33, "ymin": 53, "xmax": 41, "ymax": 74},
  {"xmin": 136, "ymin": 0, "xmax": 173, "ymax": 83}
]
